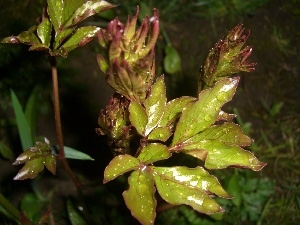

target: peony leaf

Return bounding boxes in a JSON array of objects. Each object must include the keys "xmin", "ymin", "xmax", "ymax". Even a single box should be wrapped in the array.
[
  {"xmin": 159, "ymin": 96, "xmax": 196, "ymax": 127},
  {"xmin": 137, "ymin": 143, "xmax": 170, "ymax": 164},
  {"xmin": 17, "ymin": 28, "xmax": 41, "ymax": 45},
  {"xmin": 37, "ymin": 18, "xmax": 52, "ymax": 46},
  {"xmin": 184, "ymin": 139, "xmax": 266, "ymax": 171},
  {"xmin": 71, "ymin": 0, "xmax": 116, "ymax": 26},
  {"xmin": 103, "ymin": 154, "xmax": 140, "ymax": 183},
  {"xmin": 54, "ymin": 27, "xmax": 75, "ymax": 50},
  {"xmin": 62, "ymin": 0, "xmax": 85, "ymax": 28},
  {"xmin": 152, "ymin": 166, "xmax": 230, "ymax": 198},
  {"xmin": 144, "ymin": 76, "xmax": 166, "ymax": 136},
  {"xmin": 152, "ymin": 166, "xmax": 224, "ymax": 215},
  {"xmin": 47, "ymin": 0, "xmax": 64, "ymax": 32},
  {"xmin": 45, "ymin": 155, "xmax": 56, "ymax": 175},
  {"xmin": 60, "ymin": 26, "xmax": 101, "ymax": 53},
  {"xmin": 129, "ymin": 101, "xmax": 147, "ymax": 136},
  {"xmin": 148, "ymin": 127, "xmax": 172, "ymax": 142},
  {"xmin": 183, "ymin": 122, "xmax": 253, "ymax": 147},
  {"xmin": 123, "ymin": 170, "xmax": 156, "ymax": 225},
  {"xmin": 13, "ymin": 158, "xmax": 45, "ymax": 180},
  {"xmin": 171, "ymin": 78, "xmax": 239, "ymax": 146}
]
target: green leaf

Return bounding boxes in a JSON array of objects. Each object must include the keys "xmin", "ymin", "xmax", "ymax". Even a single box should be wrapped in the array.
[
  {"xmin": 144, "ymin": 76, "xmax": 166, "ymax": 136},
  {"xmin": 148, "ymin": 127, "xmax": 172, "ymax": 142},
  {"xmin": 103, "ymin": 155, "xmax": 140, "ymax": 183},
  {"xmin": 152, "ymin": 166, "xmax": 224, "ymax": 215},
  {"xmin": 171, "ymin": 78, "xmax": 239, "ymax": 146},
  {"xmin": 186, "ymin": 140, "xmax": 266, "ymax": 171},
  {"xmin": 47, "ymin": 0, "xmax": 64, "ymax": 32},
  {"xmin": 129, "ymin": 101, "xmax": 147, "ymax": 136},
  {"xmin": 182, "ymin": 122, "xmax": 253, "ymax": 147},
  {"xmin": 25, "ymin": 86, "xmax": 40, "ymax": 142},
  {"xmin": 13, "ymin": 158, "xmax": 44, "ymax": 180},
  {"xmin": 67, "ymin": 199, "xmax": 87, "ymax": 225},
  {"xmin": 138, "ymin": 143, "xmax": 170, "ymax": 164},
  {"xmin": 17, "ymin": 28, "xmax": 41, "ymax": 45},
  {"xmin": 13, "ymin": 139, "xmax": 56, "ymax": 180},
  {"xmin": 164, "ymin": 44, "xmax": 181, "ymax": 74},
  {"xmin": 63, "ymin": 146, "xmax": 94, "ymax": 160},
  {"xmin": 11, "ymin": 90, "xmax": 33, "ymax": 150},
  {"xmin": 62, "ymin": 0, "xmax": 85, "ymax": 28},
  {"xmin": 96, "ymin": 54, "xmax": 109, "ymax": 73},
  {"xmin": 153, "ymin": 166, "xmax": 230, "ymax": 198},
  {"xmin": 71, "ymin": 0, "xmax": 116, "ymax": 26},
  {"xmin": 123, "ymin": 170, "xmax": 156, "ymax": 225},
  {"xmin": 37, "ymin": 18, "xmax": 51, "ymax": 46},
  {"xmin": 0, "ymin": 141, "xmax": 14, "ymax": 160},
  {"xmin": 61, "ymin": 26, "xmax": 100, "ymax": 53},
  {"xmin": 20, "ymin": 193, "xmax": 44, "ymax": 223},
  {"xmin": 159, "ymin": 96, "xmax": 196, "ymax": 127},
  {"xmin": 54, "ymin": 27, "xmax": 75, "ymax": 49},
  {"xmin": 227, "ymin": 171, "xmax": 242, "ymax": 207}
]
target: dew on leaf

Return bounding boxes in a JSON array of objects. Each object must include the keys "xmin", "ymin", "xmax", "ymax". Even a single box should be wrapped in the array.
[
  {"xmin": 217, "ymin": 91, "xmax": 228, "ymax": 102},
  {"xmin": 204, "ymin": 114, "xmax": 212, "ymax": 122}
]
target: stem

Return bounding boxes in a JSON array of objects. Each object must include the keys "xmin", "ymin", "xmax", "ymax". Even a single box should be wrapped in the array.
[
  {"xmin": 0, "ymin": 192, "xmax": 21, "ymax": 222},
  {"xmin": 49, "ymin": 56, "xmax": 83, "ymax": 189}
]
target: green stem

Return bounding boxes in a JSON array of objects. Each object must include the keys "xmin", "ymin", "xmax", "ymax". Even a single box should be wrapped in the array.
[
  {"xmin": 0, "ymin": 192, "xmax": 20, "ymax": 222},
  {"xmin": 49, "ymin": 56, "xmax": 83, "ymax": 189}
]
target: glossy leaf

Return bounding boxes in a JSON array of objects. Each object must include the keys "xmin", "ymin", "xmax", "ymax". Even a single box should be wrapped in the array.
[
  {"xmin": 148, "ymin": 127, "xmax": 172, "ymax": 142},
  {"xmin": 62, "ymin": 0, "xmax": 85, "ymax": 28},
  {"xmin": 123, "ymin": 170, "xmax": 156, "ymax": 225},
  {"xmin": 37, "ymin": 18, "xmax": 51, "ymax": 46},
  {"xmin": 11, "ymin": 90, "xmax": 33, "ymax": 151},
  {"xmin": 153, "ymin": 166, "xmax": 230, "ymax": 198},
  {"xmin": 144, "ymin": 76, "xmax": 166, "ymax": 136},
  {"xmin": 54, "ymin": 27, "xmax": 75, "ymax": 49},
  {"xmin": 183, "ymin": 122, "xmax": 253, "ymax": 147},
  {"xmin": 61, "ymin": 26, "xmax": 101, "ymax": 53},
  {"xmin": 13, "ymin": 139, "xmax": 56, "ymax": 180},
  {"xmin": 152, "ymin": 166, "xmax": 224, "ymax": 215},
  {"xmin": 47, "ymin": 0, "xmax": 64, "ymax": 32},
  {"xmin": 159, "ymin": 96, "xmax": 196, "ymax": 127},
  {"xmin": 71, "ymin": 0, "xmax": 116, "ymax": 26},
  {"xmin": 171, "ymin": 78, "xmax": 239, "ymax": 146},
  {"xmin": 129, "ymin": 101, "xmax": 147, "ymax": 135},
  {"xmin": 103, "ymin": 155, "xmax": 140, "ymax": 183},
  {"xmin": 63, "ymin": 146, "xmax": 94, "ymax": 161},
  {"xmin": 13, "ymin": 158, "xmax": 45, "ymax": 180},
  {"xmin": 137, "ymin": 143, "xmax": 170, "ymax": 164},
  {"xmin": 17, "ymin": 29, "xmax": 40, "ymax": 45},
  {"xmin": 164, "ymin": 44, "xmax": 181, "ymax": 74},
  {"xmin": 184, "ymin": 139, "xmax": 266, "ymax": 171}
]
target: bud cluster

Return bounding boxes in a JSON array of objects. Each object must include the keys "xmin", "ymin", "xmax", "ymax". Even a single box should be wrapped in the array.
[{"xmin": 97, "ymin": 7, "xmax": 159, "ymax": 102}]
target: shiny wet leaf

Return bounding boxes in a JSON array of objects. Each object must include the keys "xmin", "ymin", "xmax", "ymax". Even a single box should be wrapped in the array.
[
  {"xmin": 152, "ymin": 166, "xmax": 224, "ymax": 215},
  {"xmin": 123, "ymin": 170, "xmax": 156, "ymax": 225},
  {"xmin": 12, "ymin": 139, "xmax": 56, "ymax": 180},
  {"xmin": 37, "ymin": 18, "xmax": 51, "ymax": 46},
  {"xmin": 103, "ymin": 154, "xmax": 140, "ymax": 183},
  {"xmin": 47, "ymin": 0, "xmax": 64, "ymax": 32},
  {"xmin": 144, "ymin": 76, "xmax": 166, "ymax": 136},
  {"xmin": 129, "ymin": 101, "xmax": 147, "ymax": 136},
  {"xmin": 137, "ymin": 143, "xmax": 170, "ymax": 164},
  {"xmin": 61, "ymin": 26, "xmax": 101, "ymax": 53},
  {"xmin": 171, "ymin": 78, "xmax": 239, "ymax": 146},
  {"xmin": 148, "ymin": 126, "xmax": 172, "ymax": 142}
]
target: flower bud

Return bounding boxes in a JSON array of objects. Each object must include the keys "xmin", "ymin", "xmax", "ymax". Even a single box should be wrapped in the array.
[
  {"xmin": 96, "ymin": 94, "xmax": 132, "ymax": 154},
  {"xmin": 199, "ymin": 24, "xmax": 255, "ymax": 89},
  {"xmin": 97, "ymin": 7, "xmax": 159, "ymax": 102}
]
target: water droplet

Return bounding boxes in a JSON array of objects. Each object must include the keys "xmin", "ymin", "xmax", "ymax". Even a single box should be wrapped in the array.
[
  {"xmin": 217, "ymin": 92, "xmax": 228, "ymax": 102},
  {"xmin": 204, "ymin": 115, "xmax": 211, "ymax": 122}
]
